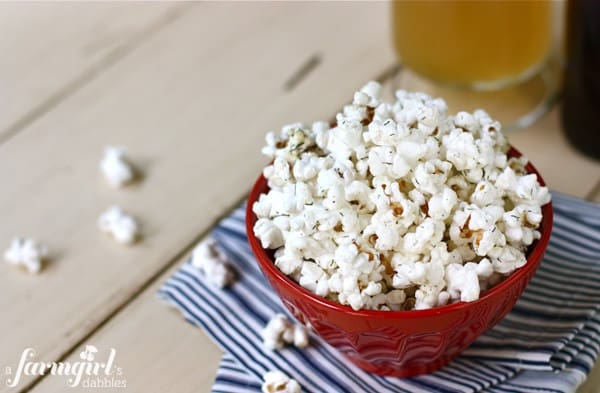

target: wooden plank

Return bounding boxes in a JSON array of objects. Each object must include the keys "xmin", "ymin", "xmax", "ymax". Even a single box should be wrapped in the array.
[
  {"xmin": 25, "ymin": 244, "xmax": 223, "ymax": 393},
  {"xmin": 0, "ymin": 2, "xmax": 394, "ymax": 391},
  {"xmin": 0, "ymin": 2, "xmax": 181, "ymax": 142},
  {"xmin": 586, "ymin": 179, "xmax": 600, "ymax": 204},
  {"xmin": 580, "ymin": 365, "xmax": 600, "ymax": 393}
]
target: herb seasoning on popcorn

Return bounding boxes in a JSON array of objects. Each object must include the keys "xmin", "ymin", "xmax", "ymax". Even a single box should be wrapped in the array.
[{"xmin": 253, "ymin": 82, "xmax": 551, "ymax": 312}]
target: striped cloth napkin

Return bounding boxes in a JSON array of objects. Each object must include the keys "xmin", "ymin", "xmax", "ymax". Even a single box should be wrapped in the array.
[{"xmin": 159, "ymin": 192, "xmax": 600, "ymax": 393}]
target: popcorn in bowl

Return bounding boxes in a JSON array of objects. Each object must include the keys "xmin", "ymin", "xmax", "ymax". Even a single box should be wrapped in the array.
[{"xmin": 252, "ymin": 82, "xmax": 550, "ymax": 311}]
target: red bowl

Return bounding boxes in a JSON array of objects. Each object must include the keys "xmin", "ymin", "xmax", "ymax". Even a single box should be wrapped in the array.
[{"xmin": 246, "ymin": 147, "xmax": 553, "ymax": 377}]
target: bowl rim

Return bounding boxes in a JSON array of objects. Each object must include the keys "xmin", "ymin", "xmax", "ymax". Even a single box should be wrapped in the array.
[{"xmin": 246, "ymin": 146, "xmax": 554, "ymax": 319}]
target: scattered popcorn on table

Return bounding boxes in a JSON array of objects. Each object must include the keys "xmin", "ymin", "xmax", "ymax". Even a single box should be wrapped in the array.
[
  {"xmin": 4, "ymin": 237, "xmax": 48, "ymax": 274},
  {"xmin": 191, "ymin": 237, "xmax": 234, "ymax": 288},
  {"xmin": 253, "ymin": 81, "xmax": 551, "ymax": 311},
  {"xmin": 261, "ymin": 313, "xmax": 309, "ymax": 350},
  {"xmin": 100, "ymin": 146, "xmax": 135, "ymax": 188},
  {"xmin": 98, "ymin": 206, "xmax": 139, "ymax": 245},
  {"xmin": 261, "ymin": 370, "xmax": 301, "ymax": 393}
]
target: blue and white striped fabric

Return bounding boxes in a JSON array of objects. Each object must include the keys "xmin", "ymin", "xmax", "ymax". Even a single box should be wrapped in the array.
[{"xmin": 159, "ymin": 192, "xmax": 600, "ymax": 393}]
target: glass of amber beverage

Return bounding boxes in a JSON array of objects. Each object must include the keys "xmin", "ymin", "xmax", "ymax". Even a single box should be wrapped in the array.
[{"xmin": 391, "ymin": 1, "xmax": 561, "ymax": 129}]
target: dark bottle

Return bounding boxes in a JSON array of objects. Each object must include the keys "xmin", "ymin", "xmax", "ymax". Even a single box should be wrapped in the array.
[{"xmin": 561, "ymin": 0, "xmax": 600, "ymax": 160}]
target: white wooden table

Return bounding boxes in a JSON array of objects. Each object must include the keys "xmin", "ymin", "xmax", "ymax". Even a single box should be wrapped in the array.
[{"xmin": 1, "ymin": 3, "xmax": 599, "ymax": 392}]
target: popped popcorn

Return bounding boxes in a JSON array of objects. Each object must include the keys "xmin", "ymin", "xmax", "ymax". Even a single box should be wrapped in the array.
[
  {"xmin": 100, "ymin": 146, "xmax": 134, "ymax": 188},
  {"xmin": 98, "ymin": 206, "xmax": 139, "ymax": 245},
  {"xmin": 261, "ymin": 370, "xmax": 301, "ymax": 393},
  {"xmin": 4, "ymin": 237, "xmax": 48, "ymax": 274},
  {"xmin": 253, "ymin": 82, "xmax": 550, "ymax": 311},
  {"xmin": 191, "ymin": 237, "xmax": 234, "ymax": 288},
  {"xmin": 262, "ymin": 313, "xmax": 309, "ymax": 350}
]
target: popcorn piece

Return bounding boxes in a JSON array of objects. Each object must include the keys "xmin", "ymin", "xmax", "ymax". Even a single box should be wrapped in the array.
[
  {"xmin": 261, "ymin": 313, "xmax": 309, "ymax": 350},
  {"xmin": 428, "ymin": 187, "xmax": 458, "ymax": 220},
  {"xmin": 446, "ymin": 258, "xmax": 494, "ymax": 303},
  {"xmin": 502, "ymin": 204, "xmax": 543, "ymax": 246},
  {"xmin": 443, "ymin": 129, "xmax": 480, "ymax": 171},
  {"xmin": 98, "ymin": 206, "xmax": 139, "ymax": 245},
  {"xmin": 472, "ymin": 226, "xmax": 506, "ymax": 256},
  {"xmin": 415, "ymin": 284, "xmax": 443, "ymax": 310},
  {"xmin": 488, "ymin": 245, "xmax": 527, "ymax": 275},
  {"xmin": 496, "ymin": 168, "xmax": 551, "ymax": 206},
  {"xmin": 386, "ymin": 289, "xmax": 406, "ymax": 309},
  {"xmin": 360, "ymin": 80, "xmax": 382, "ymax": 104},
  {"xmin": 471, "ymin": 181, "xmax": 501, "ymax": 207},
  {"xmin": 347, "ymin": 292, "xmax": 368, "ymax": 311},
  {"xmin": 100, "ymin": 146, "xmax": 134, "ymax": 188},
  {"xmin": 274, "ymin": 249, "xmax": 303, "ymax": 276},
  {"xmin": 402, "ymin": 218, "xmax": 445, "ymax": 255},
  {"xmin": 446, "ymin": 262, "xmax": 480, "ymax": 302},
  {"xmin": 191, "ymin": 237, "xmax": 234, "ymax": 288},
  {"xmin": 454, "ymin": 111, "xmax": 476, "ymax": 131},
  {"xmin": 262, "ymin": 314, "xmax": 289, "ymax": 350},
  {"xmin": 4, "ymin": 237, "xmax": 47, "ymax": 274},
  {"xmin": 293, "ymin": 324, "xmax": 309, "ymax": 348},
  {"xmin": 298, "ymin": 261, "xmax": 326, "ymax": 294},
  {"xmin": 253, "ymin": 81, "xmax": 551, "ymax": 311},
  {"xmin": 253, "ymin": 194, "xmax": 273, "ymax": 218},
  {"xmin": 412, "ymin": 159, "xmax": 452, "ymax": 195},
  {"xmin": 261, "ymin": 370, "xmax": 301, "ymax": 393},
  {"xmin": 254, "ymin": 218, "xmax": 284, "ymax": 249}
]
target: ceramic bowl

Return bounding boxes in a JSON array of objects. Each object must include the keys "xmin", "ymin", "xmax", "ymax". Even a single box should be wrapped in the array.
[{"xmin": 246, "ymin": 147, "xmax": 553, "ymax": 377}]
